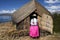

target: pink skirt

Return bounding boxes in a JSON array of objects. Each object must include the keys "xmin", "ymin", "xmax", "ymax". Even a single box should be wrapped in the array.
[{"xmin": 29, "ymin": 25, "xmax": 39, "ymax": 37}]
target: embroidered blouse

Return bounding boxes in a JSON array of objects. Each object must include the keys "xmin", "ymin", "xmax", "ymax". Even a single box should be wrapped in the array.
[{"xmin": 31, "ymin": 18, "xmax": 37, "ymax": 25}]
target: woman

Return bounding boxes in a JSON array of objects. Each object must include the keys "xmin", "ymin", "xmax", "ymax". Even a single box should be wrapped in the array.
[{"xmin": 29, "ymin": 14, "xmax": 39, "ymax": 38}]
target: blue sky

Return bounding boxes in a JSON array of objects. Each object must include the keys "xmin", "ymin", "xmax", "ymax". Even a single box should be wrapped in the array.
[{"xmin": 0, "ymin": 0, "xmax": 60, "ymax": 14}]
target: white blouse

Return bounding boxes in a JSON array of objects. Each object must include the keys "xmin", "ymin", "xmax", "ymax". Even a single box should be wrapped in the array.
[{"xmin": 31, "ymin": 18, "xmax": 37, "ymax": 25}]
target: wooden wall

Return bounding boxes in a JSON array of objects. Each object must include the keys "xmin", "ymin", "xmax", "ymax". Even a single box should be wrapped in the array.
[
  {"xmin": 41, "ymin": 13, "xmax": 53, "ymax": 34},
  {"xmin": 37, "ymin": 14, "xmax": 53, "ymax": 36},
  {"xmin": 16, "ymin": 16, "xmax": 30, "ymax": 31}
]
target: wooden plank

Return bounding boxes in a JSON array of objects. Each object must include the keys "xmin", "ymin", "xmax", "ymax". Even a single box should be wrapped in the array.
[
  {"xmin": 26, "ymin": 17, "xmax": 30, "ymax": 31},
  {"xmin": 17, "ymin": 21, "xmax": 24, "ymax": 30},
  {"xmin": 37, "ymin": 15, "xmax": 41, "ymax": 28},
  {"xmin": 24, "ymin": 16, "xmax": 30, "ymax": 31}
]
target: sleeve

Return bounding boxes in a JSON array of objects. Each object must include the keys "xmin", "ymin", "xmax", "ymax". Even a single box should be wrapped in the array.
[
  {"xmin": 34, "ymin": 18, "xmax": 37, "ymax": 25},
  {"xmin": 31, "ymin": 19, "xmax": 34, "ymax": 25}
]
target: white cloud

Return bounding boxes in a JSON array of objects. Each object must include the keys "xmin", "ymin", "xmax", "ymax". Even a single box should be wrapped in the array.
[
  {"xmin": 46, "ymin": 6, "xmax": 60, "ymax": 9},
  {"xmin": 44, "ymin": 0, "xmax": 60, "ymax": 3},
  {"xmin": 48, "ymin": 9, "xmax": 60, "ymax": 13},
  {"xmin": 45, "ymin": 5, "xmax": 60, "ymax": 12},
  {"xmin": 48, "ymin": 9, "xmax": 57, "ymax": 12},
  {"xmin": 0, "ymin": 9, "xmax": 16, "ymax": 14}
]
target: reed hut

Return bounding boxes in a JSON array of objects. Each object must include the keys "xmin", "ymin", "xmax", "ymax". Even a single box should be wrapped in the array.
[{"xmin": 12, "ymin": 0, "xmax": 53, "ymax": 36}]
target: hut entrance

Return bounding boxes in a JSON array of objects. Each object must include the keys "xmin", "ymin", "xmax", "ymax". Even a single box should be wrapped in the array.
[
  {"xmin": 30, "ymin": 12, "xmax": 37, "ymax": 21},
  {"xmin": 30, "ymin": 12, "xmax": 38, "ymax": 26},
  {"xmin": 29, "ymin": 12, "xmax": 40, "ymax": 37}
]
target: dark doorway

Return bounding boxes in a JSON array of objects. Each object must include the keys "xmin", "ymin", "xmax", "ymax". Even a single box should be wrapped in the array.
[{"xmin": 30, "ymin": 12, "xmax": 38, "ymax": 21}]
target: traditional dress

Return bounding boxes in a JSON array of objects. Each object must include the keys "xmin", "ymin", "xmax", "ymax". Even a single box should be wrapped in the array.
[{"xmin": 29, "ymin": 18, "xmax": 39, "ymax": 37}]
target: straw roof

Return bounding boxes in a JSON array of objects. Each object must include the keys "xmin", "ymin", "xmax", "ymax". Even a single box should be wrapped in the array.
[{"xmin": 12, "ymin": 0, "xmax": 52, "ymax": 23}]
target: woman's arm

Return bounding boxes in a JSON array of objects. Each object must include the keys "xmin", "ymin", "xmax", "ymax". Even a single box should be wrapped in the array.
[{"xmin": 34, "ymin": 18, "xmax": 37, "ymax": 25}]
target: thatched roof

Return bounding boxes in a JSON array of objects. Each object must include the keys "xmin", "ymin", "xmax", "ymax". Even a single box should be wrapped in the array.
[{"xmin": 12, "ymin": 0, "xmax": 52, "ymax": 23}]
